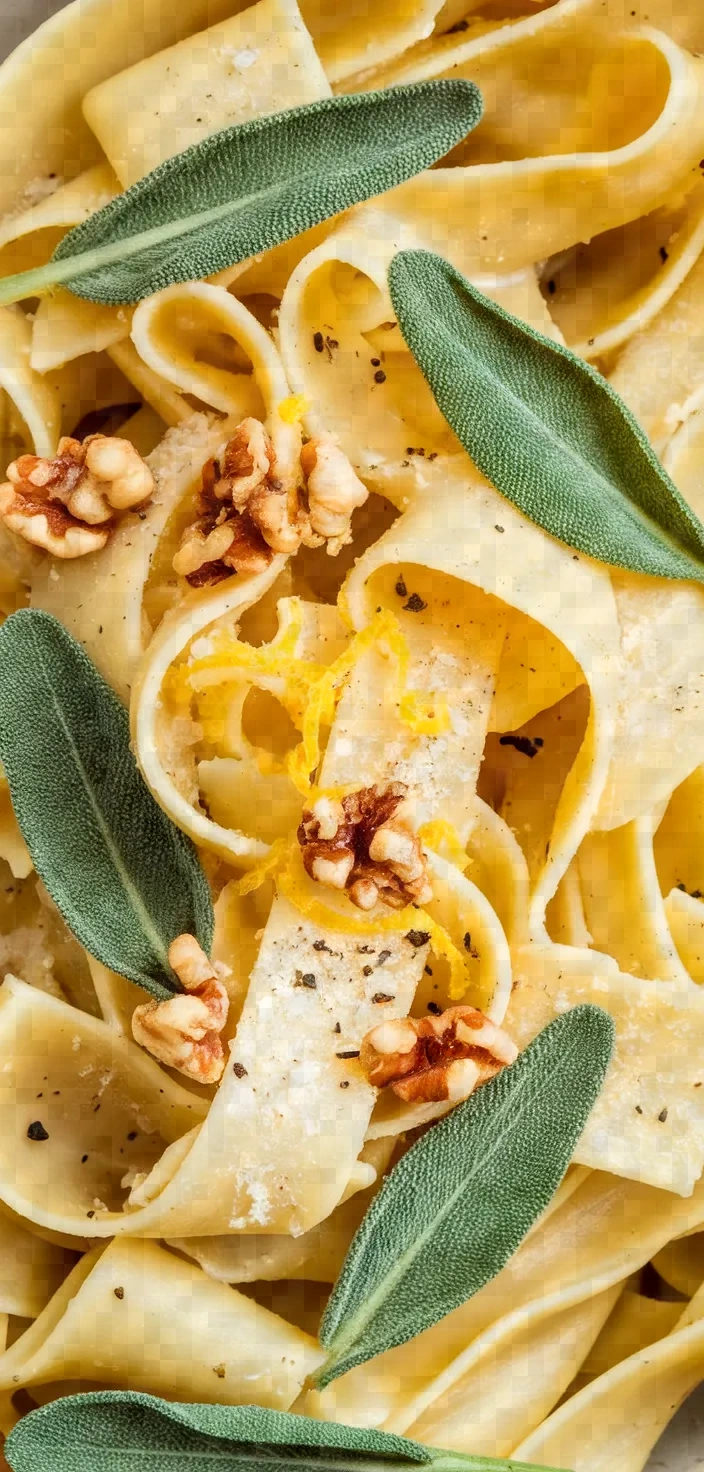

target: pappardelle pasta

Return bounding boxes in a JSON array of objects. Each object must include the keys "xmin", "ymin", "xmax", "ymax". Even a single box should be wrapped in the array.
[{"xmin": 0, "ymin": 2, "xmax": 703, "ymax": 1470}]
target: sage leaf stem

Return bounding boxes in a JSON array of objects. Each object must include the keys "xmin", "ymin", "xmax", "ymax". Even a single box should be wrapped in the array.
[
  {"xmin": 0, "ymin": 610, "xmax": 213, "ymax": 998},
  {"xmin": 0, "ymin": 84, "xmax": 482, "ymax": 307},
  {"xmin": 388, "ymin": 249, "xmax": 704, "ymax": 584}
]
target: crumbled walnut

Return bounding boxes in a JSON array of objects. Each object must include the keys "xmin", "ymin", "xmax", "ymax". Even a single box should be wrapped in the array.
[
  {"xmin": 360, "ymin": 1005, "xmax": 518, "ymax": 1103},
  {"xmin": 173, "ymin": 419, "xmax": 370, "ymax": 586},
  {"xmin": 131, "ymin": 934, "xmax": 230, "ymax": 1084},
  {"xmin": 298, "ymin": 782, "xmax": 433, "ymax": 911},
  {"xmin": 0, "ymin": 435, "xmax": 154, "ymax": 558},
  {"xmin": 300, "ymin": 434, "xmax": 368, "ymax": 554}
]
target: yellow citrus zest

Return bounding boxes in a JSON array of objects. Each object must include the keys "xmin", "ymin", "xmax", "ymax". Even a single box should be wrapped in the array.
[
  {"xmin": 234, "ymin": 836, "xmax": 294, "ymax": 896},
  {"xmin": 278, "ymin": 393, "xmax": 310, "ymax": 424},
  {"xmin": 419, "ymin": 821, "xmax": 471, "ymax": 873}
]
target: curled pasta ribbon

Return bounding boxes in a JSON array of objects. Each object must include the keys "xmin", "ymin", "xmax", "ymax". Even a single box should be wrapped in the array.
[
  {"xmin": 131, "ymin": 282, "xmax": 300, "ymax": 485},
  {"xmin": 354, "ymin": 23, "xmax": 704, "ymax": 273},
  {"xmin": 0, "ymin": 307, "xmax": 61, "ymax": 459},
  {"xmin": 338, "ymin": 463, "xmax": 621, "ymax": 932},
  {"xmin": 0, "ymin": 1237, "xmax": 321, "ymax": 1424},
  {"xmin": 31, "ymin": 291, "xmax": 296, "ymax": 700}
]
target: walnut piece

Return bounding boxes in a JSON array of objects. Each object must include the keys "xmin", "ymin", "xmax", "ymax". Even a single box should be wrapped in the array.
[
  {"xmin": 300, "ymin": 433, "xmax": 368, "ymax": 554},
  {"xmin": 360, "ymin": 1005, "xmax": 518, "ymax": 1103},
  {"xmin": 131, "ymin": 934, "xmax": 230, "ymax": 1085},
  {"xmin": 173, "ymin": 418, "xmax": 369, "ymax": 587},
  {"xmin": 298, "ymin": 782, "xmax": 433, "ymax": 911},
  {"xmin": 0, "ymin": 435, "xmax": 154, "ymax": 558}
]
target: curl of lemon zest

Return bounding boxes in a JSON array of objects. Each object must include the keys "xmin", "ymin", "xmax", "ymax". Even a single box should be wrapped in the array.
[
  {"xmin": 234, "ymin": 836, "xmax": 294, "ymax": 896},
  {"xmin": 419, "ymin": 821, "xmax": 470, "ymax": 873},
  {"xmin": 277, "ymin": 851, "xmax": 469, "ymax": 998},
  {"xmin": 278, "ymin": 394, "xmax": 310, "ymax": 425},
  {"xmin": 286, "ymin": 609, "xmax": 400, "ymax": 795}
]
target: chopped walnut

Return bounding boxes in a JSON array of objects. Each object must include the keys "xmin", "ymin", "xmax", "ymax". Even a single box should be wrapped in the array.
[
  {"xmin": 360, "ymin": 1005, "xmax": 518, "ymax": 1103},
  {"xmin": 300, "ymin": 434, "xmax": 368, "ymax": 555},
  {"xmin": 298, "ymin": 782, "xmax": 433, "ymax": 911},
  {"xmin": 173, "ymin": 418, "xmax": 369, "ymax": 586},
  {"xmin": 131, "ymin": 934, "xmax": 230, "ymax": 1084},
  {"xmin": 0, "ymin": 435, "xmax": 154, "ymax": 558}
]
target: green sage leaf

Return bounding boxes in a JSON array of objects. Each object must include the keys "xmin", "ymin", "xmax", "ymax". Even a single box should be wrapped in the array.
[
  {"xmin": 0, "ymin": 84, "xmax": 481, "ymax": 308},
  {"xmin": 318, "ymin": 1004, "xmax": 614, "ymax": 1386},
  {"xmin": 388, "ymin": 248, "xmax": 704, "ymax": 583},
  {"xmin": 0, "ymin": 609, "xmax": 213, "ymax": 999},
  {"xmin": 3, "ymin": 1391, "xmax": 569, "ymax": 1472}
]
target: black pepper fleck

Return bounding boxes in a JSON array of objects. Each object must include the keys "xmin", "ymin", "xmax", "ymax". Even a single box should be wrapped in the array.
[
  {"xmin": 395, "ymin": 577, "xmax": 408, "ymax": 598},
  {"xmin": 362, "ymin": 965, "xmax": 374, "ymax": 976},
  {"xmin": 313, "ymin": 331, "xmax": 324, "ymax": 352},
  {"xmin": 27, "ymin": 1121, "xmax": 49, "ymax": 1142},
  {"xmin": 405, "ymin": 929, "xmax": 430, "ymax": 947},
  {"xmin": 403, "ymin": 593, "xmax": 427, "ymax": 613},
  {"xmin": 427, "ymin": 1001, "xmax": 442, "ymax": 1016},
  {"xmin": 294, "ymin": 971, "xmax": 317, "ymax": 989},
  {"xmin": 126, "ymin": 1131, "xmax": 138, "ymax": 1141},
  {"xmin": 371, "ymin": 357, "xmax": 381, "ymax": 366},
  {"xmin": 377, "ymin": 949, "xmax": 392, "ymax": 965},
  {"xmin": 114, "ymin": 1286, "xmax": 125, "ymax": 1300},
  {"xmin": 373, "ymin": 369, "xmax": 386, "ymax": 384},
  {"xmin": 658, "ymin": 1107, "xmax": 668, "ymax": 1122},
  {"xmin": 233, "ymin": 1062, "xmax": 248, "ymax": 1078},
  {"xmin": 635, "ymin": 1104, "xmax": 643, "ymax": 1114},
  {"xmin": 313, "ymin": 939, "xmax": 332, "ymax": 952},
  {"xmin": 336, "ymin": 1049, "xmax": 360, "ymax": 1059},
  {"xmin": 659, "ymin": 246, "xmax": 669, "ymax": 262},
  {"xmin": 373, "ymin": 992, "xmax": 395, "ymax": 1003},
  {"xmin": 499, "ymin": 733, "xmax": 541, "ymax": 759},
  {"xmin": 339, "ymin": 1081, "xmax": 350, "ymax": 1089},
  {"xmin": 334, "ymin": 1022, "xmax": 341, "ymax": 1034}
]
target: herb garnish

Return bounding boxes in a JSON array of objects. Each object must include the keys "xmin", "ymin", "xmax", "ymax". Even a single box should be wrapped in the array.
[
  {"xmin": 0, "ymin": 610, "xmax": 213, "ymax": 999},
  {"xmin": 0, "ymin": 84, "xmax": 481, "ymax": 308},
  {"xmin": 389, "ymin": 249, "xmax": 704, "ymax": 584},
  {"xmin": 316, "ymin": 1005, "xmax": 613, "ymax": 1386},
  {"xmin": 3, "ymin": 1392, "xmax": 571, "ymax": 1471}
]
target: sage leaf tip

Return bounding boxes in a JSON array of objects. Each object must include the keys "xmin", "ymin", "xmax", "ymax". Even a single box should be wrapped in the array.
[
  {"xmin": 0, "ymin": 83, "xmax": 484, "ymax": 309},
  {"xmin": 0, "ymin": 608, "xmax": 213, "ymax": 1000},
  {"xmin": 389, "ymin": 247, "xmax": 704, "ymax": 585}
]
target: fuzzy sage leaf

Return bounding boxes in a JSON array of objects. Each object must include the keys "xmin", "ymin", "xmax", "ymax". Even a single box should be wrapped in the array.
[
  {"xmin": 0, "ymin": 84, "xmax": 481, "ymax": 308},
  {"xmin": 0, "ymin": 609, "xmax": 213, "ymax": 998},
  {"xmin": 388, "ymin": 248, "xmax": 704, "ymax": 583},
  {"xmin": 3, "ymin": 1391, "xmax": 570, "ymax": 1472},
  {"xmin": 317, "ymin": 1004, "xmax": 614, "ymax": 1387}
]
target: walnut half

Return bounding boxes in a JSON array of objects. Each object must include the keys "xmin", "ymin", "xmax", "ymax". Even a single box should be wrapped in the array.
[
  {"xmin": 0, "ymin": 435, "xmax": 154, "ymax": 558},
  {"xmin": 173, "ymin": 418, "xmax": 369, "ymax": 587},
  {"xmin": 298, "ymin": 782, "xmax": 433, "ymax": 911},
  {"xmin": 131, "ymin": 934, "xmax": 230, "ymax": 1084},
  {"xmin": 360, "ymin": 1005, "xmax": 518, "ymax": 1103}
]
